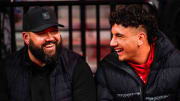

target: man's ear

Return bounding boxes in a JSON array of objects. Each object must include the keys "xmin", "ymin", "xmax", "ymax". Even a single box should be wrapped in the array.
[
  {"xmin": 137, "ymin": 32, "xmax": 146, "ymax": 46},
  {"xmin": 22, "ymin": 32, "xmax": 30, "ymax": 45}
]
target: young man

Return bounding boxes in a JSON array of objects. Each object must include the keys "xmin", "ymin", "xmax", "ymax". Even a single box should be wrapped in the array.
[
  {"xmin": 96, "ymin": 3, "xmax": 180, "ymax": 101},
  {"xmin": 1, "ymin": 7, "xmax": 96, "ymax": 101}
]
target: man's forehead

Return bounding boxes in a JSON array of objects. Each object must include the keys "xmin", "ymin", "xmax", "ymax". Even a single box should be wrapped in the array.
[{"xmin": 111, "ymin": 24, "xmax": 145, "ymax": 35}]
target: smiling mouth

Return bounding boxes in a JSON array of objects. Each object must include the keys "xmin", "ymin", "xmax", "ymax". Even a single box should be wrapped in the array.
[
  {"xmin": 44, "ymin": 43, "xmax": 55, "ymax": 48},
  {"xmin": 114, "ymin": 48, "xmax": 124, "ymax": 55},
  {"xmin": 42, "ymin": 41, "xmax": 57, "ymax": 48},
  {"xmin": 115, "ymin": 48, "xmax": 123, "ymax": 52}
]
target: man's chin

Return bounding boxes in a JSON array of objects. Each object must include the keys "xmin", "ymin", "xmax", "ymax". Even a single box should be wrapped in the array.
[
  {"xmin": 43, "ymin": 47, "xmax": 56, "ymax": 55},
  {"xmin": 118, "ymin": 56, "xmax": 125, "ymax": 62},
  {"xmin": 43, "ymin": 52, "xmax": 57, "ymax": 64},
  {"xmin": 44, "ymin": 50, "xmax": 56, "ymax": 57}
]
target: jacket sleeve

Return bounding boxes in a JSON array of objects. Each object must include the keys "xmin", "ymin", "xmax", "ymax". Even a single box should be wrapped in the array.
[
  {"xmin": 0, "ymin": 60, "xmax": 9, "ymax": 101},
  {"xmin": 95, "ymin": 64, "xmax": 113, "ymax": 101},
  {"xmin": 72, "ymin": 58, "xmax": 97, "ymax": 101}
]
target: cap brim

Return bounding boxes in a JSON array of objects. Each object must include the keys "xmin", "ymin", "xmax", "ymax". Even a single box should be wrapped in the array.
[{"xmin": 31, "ymin": 23, "xmax": 64, "ymax": 32}]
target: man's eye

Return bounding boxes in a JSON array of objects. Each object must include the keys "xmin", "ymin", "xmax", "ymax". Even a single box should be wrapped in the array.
[
  {"xmin": 36, "ymin": 32, "xmax": 45, "ymax": 35},
  {"xmin": 48, "ymin": 30, "xmax": 58, "ymax": 33},
  {"xmin": 116, "ymin": 34, "xmax": 123, "ymax": 37},
  {"xmin": 52, "ymin": 31, "xmax": 58, "ymax": 34}
]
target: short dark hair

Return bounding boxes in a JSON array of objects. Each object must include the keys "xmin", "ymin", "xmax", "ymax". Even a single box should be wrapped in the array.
[{"xmin": 110, "ymin": 3, "xmax": 158, "ymax": 44}]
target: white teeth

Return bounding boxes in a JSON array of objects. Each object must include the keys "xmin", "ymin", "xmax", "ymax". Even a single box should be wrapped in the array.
[
  {"xmin": 115, "ymin": 48, "xmax": 123, "ymax": 52},
  {"xmin": 45, "ymin": 44, "xmax": 54, "ymax": 48}
]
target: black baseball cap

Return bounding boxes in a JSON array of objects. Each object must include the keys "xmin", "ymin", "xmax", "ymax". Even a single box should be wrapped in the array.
[{"xmin": 23, "ymin": 6, "xmax": 64, "ymax": 32}]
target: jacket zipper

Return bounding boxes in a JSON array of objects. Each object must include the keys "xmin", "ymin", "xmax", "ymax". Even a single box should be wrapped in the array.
[{"xmin": 139, "ymin": 86, "xmax": 144, "ymax": 101}]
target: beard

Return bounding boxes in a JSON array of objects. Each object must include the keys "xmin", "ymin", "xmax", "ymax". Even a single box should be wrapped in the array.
[{"xmin": 28, "ymin": 39, "xmax": 62, "ymax": 64}]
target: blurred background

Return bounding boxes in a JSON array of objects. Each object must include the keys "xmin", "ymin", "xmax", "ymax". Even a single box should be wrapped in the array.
[{"xmin": 0, "ymin": 0, "xmax": 180, "ymax": 73}]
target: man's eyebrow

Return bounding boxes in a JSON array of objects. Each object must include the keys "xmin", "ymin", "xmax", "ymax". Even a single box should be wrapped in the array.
[
  {"xmin": 114, "ymin": 33, "xmax": 124, "ymax": 37},
  {"xmin": 36, "ymin": 27, "xmax": 59, "ymax": 34}
]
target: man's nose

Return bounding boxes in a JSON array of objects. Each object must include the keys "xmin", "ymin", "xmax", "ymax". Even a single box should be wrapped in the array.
[
  {"xmin": 45, "ymin": 32, "xmax": 54, "ymax": 41},
  {"xmin": 110, "ymin": 38, "xmax": 117, "ymax": 47}
]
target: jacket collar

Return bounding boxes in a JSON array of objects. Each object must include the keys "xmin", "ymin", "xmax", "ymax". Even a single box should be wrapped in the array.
[
  {"xmin": 145, "ymin": 31, "xmax": 175, "ymax": 87},
  {"xmin": 102, "ymin": 51, "xmax": 144, "ymax": 86}
]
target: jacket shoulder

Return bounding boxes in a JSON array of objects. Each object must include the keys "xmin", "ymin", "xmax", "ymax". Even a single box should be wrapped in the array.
[
  {"xmin": 165, "ymin": 49, "xmax": 180, "ymax": 67},
  {"xmin": 60, "ymin": 47, "xmax": 83, "ymax": 64},
  {"xmin": 59, "ymin": 47, "xmax": 85, "ymax": 73},
  {"xmin": 156, "ymin": 31, "xmax": 180, "ymax": 68},
  {"xmin": 2, "ymin": 47, "xmax": 26, "ymax": 67}
]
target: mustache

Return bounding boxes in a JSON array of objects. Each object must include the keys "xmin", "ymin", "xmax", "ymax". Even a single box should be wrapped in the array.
[{"xmin": 42, "ymin": 41, "xmax": 57, "ymax": 47}]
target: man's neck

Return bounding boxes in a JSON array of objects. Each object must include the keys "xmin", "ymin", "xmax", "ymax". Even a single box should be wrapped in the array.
[
  {"xmin": 28, "ymin": 50, "xmax": 46, "ymax": 67},
  {"xmin": 132, "ymin": 44, "xmax": 151, "ymax": 65}
]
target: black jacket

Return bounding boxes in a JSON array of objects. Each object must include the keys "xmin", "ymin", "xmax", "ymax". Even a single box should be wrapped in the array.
[
  {"xmin": 0, "ymin": 46, "xmax": 96, "ymax": 101},
  {"xmin": 96, "ymin": 32, "xmax": 180, "ymax": 101}
]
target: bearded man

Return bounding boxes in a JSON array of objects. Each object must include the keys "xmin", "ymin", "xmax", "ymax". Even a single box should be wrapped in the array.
[{"xmin": 0, "ymin": 7, "xmax": 96, "ymax": 101}]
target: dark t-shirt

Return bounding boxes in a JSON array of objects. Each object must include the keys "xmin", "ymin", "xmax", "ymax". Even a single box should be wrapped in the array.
[{"xmin": 30, "ymin": 63, "xmax": 53, "ymax": 101}]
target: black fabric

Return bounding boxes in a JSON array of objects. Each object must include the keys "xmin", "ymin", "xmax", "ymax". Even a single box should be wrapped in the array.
[
  {"xmin": 1, "ymin": 46, "xmax": 96, "ymax": 101},
  {"xmin": 72, "ymin": 58, "xmax": 97, "ymax": 101},
  {"xmin": 30, "ymin": 64, "xmax": 52, "ymax": 101},
  {"xmin": 23, "ymin": 7, "xmax": 64, "ymax": 32},
  {"xmin": 96, "ymin": 31, "xmax": 180, "ymax": 101},
  {"xmin": 24, "ymin": 50, "xmax": 53, "ymax": 101},
  {"xmin": 0, "ymin": 61, "xmax": 8, "ymax": 101}
]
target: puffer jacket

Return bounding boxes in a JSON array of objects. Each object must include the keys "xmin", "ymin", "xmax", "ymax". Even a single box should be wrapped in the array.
[
  {"xmin": 96, "ymin": 31, "xmax": 180, "ymax": 101},
  {"xmin": 1, "ymin": 46, "xmax": 96, "ymax": 101}
]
